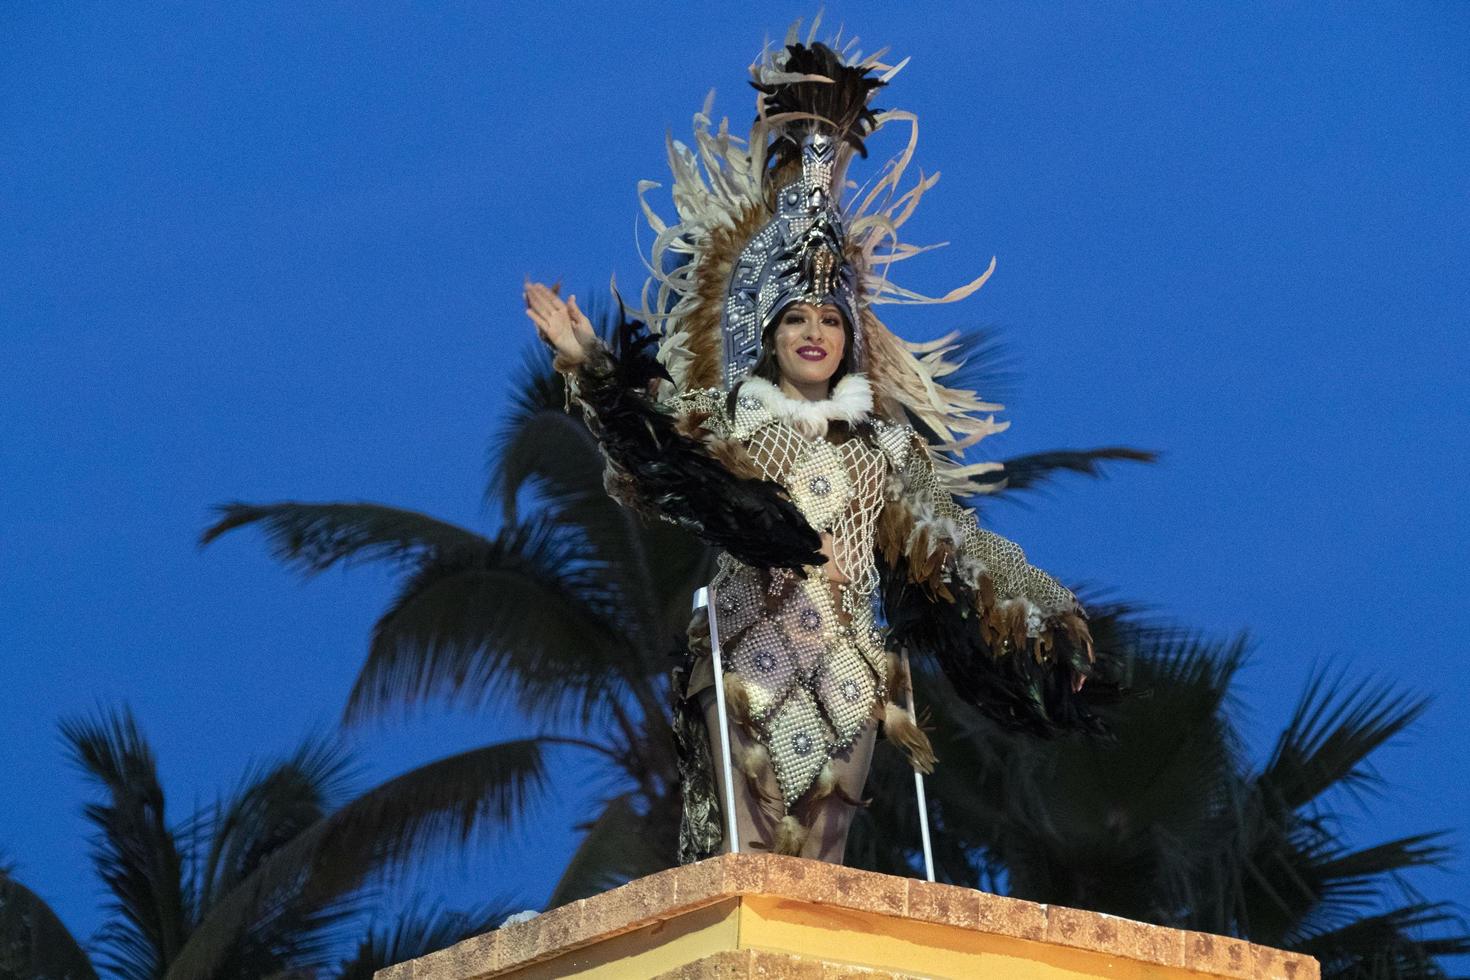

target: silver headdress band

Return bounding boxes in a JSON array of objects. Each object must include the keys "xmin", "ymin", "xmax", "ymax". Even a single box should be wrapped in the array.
[{"xmin": 720, "ymin": 130, "xmax": 863, "ymax": 388}]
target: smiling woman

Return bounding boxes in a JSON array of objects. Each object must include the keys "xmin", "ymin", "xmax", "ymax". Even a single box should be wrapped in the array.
[
  {"xmin": 522, "ymin": 30, "xmax": 1115, "ymax": 867},
  {"xmin": 761, "ymin": 302, "xmax": 852, "ymax": 399}
]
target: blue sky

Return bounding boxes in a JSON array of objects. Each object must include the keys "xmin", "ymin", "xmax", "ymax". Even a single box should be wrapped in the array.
[{"xmin": 3, "ymin": 1, "xmax": 1467, "ymax": 967}]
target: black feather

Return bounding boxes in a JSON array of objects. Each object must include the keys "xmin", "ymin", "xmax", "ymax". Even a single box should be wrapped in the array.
[
  {"xmin": 609, "ymin": 303, "xmax": 673, "ymax": 394},
  {"xmin": 969, "ymin": 447, "xmax": 1159, "ymax": 497},
  {"xmin": 880, "ymin": 557, "xmax": 1124, "ymax": 738},
  {"xmin": 576, "ymin": 319, "xmax": 824, "ymax": 571},
  {"xmin": 753, "ymin": 42, "xmax": 887, "ymax": 171}
]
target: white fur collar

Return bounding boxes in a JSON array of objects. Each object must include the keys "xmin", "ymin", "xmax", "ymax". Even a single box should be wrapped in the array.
[{"xmin": 738, "ymin": 374, "xmax": 873, "ymax": 438}]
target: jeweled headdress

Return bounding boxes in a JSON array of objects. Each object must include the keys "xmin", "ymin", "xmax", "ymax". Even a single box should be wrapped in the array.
[
  {"xmin": 720, "ymin": 128, "xmax": 862, "ymax": 388},
  {"xmin": 638, "ymin": 19, "xmax": 1010, "ymax": 494}
]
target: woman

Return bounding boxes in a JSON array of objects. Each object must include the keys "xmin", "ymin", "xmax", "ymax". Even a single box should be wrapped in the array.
[{"xmin": 523, "ymin": 34, "xmax": 1106, "ymax": 865}]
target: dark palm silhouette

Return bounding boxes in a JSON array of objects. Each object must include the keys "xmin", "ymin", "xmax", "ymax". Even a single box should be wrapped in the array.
[
  {"xmin": 851, "ymin": 621, "xmax": 1470, "ymax": 978},
  {"xmin": 0, "ymin": 708, "xmax": 530, "ymax": 979},
  {"xmin": 198, "ymin": 321, "xmax": 1466, "ymax": 978},
  {"xmin": 201, "ymin": 343, "xmax": 714, "ymax": 905}
]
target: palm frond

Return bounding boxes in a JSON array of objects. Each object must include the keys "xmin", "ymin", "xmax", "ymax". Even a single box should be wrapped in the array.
[
  {"xmin": 1295, "ymin": 901, "xmax": 1470, "ymax": 980},
  {"xmin": 60, "ymin": 707, "xmax": 192, "ymax": 980},
  {"xmin": 896, "ymin": 613, "xmax": 1257, "ymax": 927},
  {"xmin": 197, "ymin": 736, "xmax": 356, "ymax": 913},
  {"xmin": 492, "ymin": 302, "xmax": 632, "ymax": 523},
  {"xmin": 490, "ymin": 345, "xmax": 715, "ymax": 669},
  {"xmin": 1260, "ymin": 662, "xmax": 1431, "ymax": 811},
  {"xmin": 332, "ymin": 900, "xmax": 509, "ymax": 980},
  {"xmin": 200, "ymin": 502, "xmax": 492, "ymax": 575},
  {"xmin": 187, "ymin": 738, "xmax": 366, "ymax": 976},
  {"xmin": 0, "ymin": 866, "xmax": 97, "ymax": 980},
  {"xmin": 343, "ymin": 518, "xmax": 633, "ymax": 727},
  {"xmin": 1293, "ymin": 832, "xmax": 1460, "ymax": 942},
  {"xmin": 544, "ymin": 794, "xmax": 670, "ymax": 908},
  {"xmin": 492, "ymin": 394, "xmax": 670, "ymax": 643},
  {"xmin": 1311, "ymin": 833, "xmax": 1457, "ymax": 891},
  {"xmin": 162, "ymin": 739, "xmax": 547, "ymax": 980},
  {"xmin": 490, "ymin": 349, "xmax": 603, "ymax": 523}
]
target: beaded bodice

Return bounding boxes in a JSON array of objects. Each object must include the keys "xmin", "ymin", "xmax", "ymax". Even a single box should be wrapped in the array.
[
  {"xmin": 645, "ymin": 370, "xmax": 1088, "ymax": 806},
  {"xmin": 737, "ymin": 408, "xmax": 886, "ymax": 592},
  {"xmin": 674, "ymin": 376, "xmax": 911, "ymax": 606}
]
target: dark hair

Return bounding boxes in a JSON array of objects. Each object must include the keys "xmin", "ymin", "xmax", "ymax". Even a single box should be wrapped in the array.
[
  {"xmin": 726, "ymin": 304, "xmax": 873, "ymax": 443},
  {"xmin": 731, "ymin": 303, "xmax": 856, "ymax": 398}
]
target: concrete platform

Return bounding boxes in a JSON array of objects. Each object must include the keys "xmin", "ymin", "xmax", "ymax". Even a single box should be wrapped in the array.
[{"xmin": 375, "ymin": 853, "xmax": 1318, "ymax": 979}]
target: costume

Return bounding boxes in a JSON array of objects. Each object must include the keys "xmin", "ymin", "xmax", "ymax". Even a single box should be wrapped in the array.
[{"xmin": 559, "ymin": 26, "xmax": 1110, "ymax": 862}]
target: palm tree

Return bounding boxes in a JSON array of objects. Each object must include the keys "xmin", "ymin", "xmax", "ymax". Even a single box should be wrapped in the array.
[
  {"xmin": 201, "ymin": 349, "xmax": 705, "ymax": 904},
  {"xmin": 1, "ymin": 861, "xmax": 95, "ymax": 980},
  {"xmin": 849, "ymin": 614, "xmax": 1470, "ymax": 979},
  {"xmin": 205, "ymin": 316, "xmax": 1467, "ymax": 974},
  {"xmin": 200, "ymin": 320, "xmax": 1150, "ymax": 905},
  {"xmin": 0, "ymin": 707, "xmax": 535, "ymax": 979},
  {"xmin": 207, "ymin": 321, "xmax": 1470, "ymax": 975}
]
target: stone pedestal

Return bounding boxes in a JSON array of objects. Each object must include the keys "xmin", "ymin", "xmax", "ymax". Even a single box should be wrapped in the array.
[{"xmin": 376, "ymin": 854, "xmax": 1318, "ymax": 979}]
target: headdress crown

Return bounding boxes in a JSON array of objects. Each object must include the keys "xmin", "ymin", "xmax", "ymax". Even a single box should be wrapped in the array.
[{"xmin": 637, "ymin": 21, "xmax": 1009, "ymax": 495}]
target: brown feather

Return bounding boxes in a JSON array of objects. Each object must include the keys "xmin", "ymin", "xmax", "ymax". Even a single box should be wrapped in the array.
[
  {"xmin": 1058, "ymin": 609, "xmax": 1096, "ymax": 663},
  {"xmin": 887, "ymin": 651, "xmax": 909, "ymax": 703},
  {"xmin": 683, "ymin": 202, "xmax": 771, "ymax": 389},
  {"xmin": 876, "ymin": 499, "xmax": 913, "ymax": 567},
  {"xmin": 772, "ymin": 814, "xmax": 809, "ymax": 856},
  {"xmin": 722, "ymin": 672, "xmax": 751, "ymax": 725},
  {"xmin": 735, "ymin": 742, "xmax": 782, "ymax": 805},
  {"xmin": 808, "ymin": 761, "xmax": 868, "ymax": 808},
  {"xmin": 703, "ymin": 436, "xmax": 763, "ymax": 481},
  {"xmin": 673, "ymin": 410, "xmax": 712, "ymax": 439},
  {"xmin": 883, "ymin": 702, "xmax": 936, "ymax": 774},
  {"xmin": 809, "ymin": 760, "xmax": 838, "ymax": 802}
]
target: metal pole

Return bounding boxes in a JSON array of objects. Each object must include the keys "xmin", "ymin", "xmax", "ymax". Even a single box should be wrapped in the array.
[
  {"xmin": 902, "ymin": 647, "xmax": 936, "ymax": 882},
  {"xmin": 693, "ymin": 586, "xmax": 740, "ymax": 854}
]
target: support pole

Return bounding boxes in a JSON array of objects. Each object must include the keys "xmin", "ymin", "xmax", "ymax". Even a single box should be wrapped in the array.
[
  {"xmin": 694, "ymin": 586, "xmax": 740, "ymax": 854},
  {"xmin": 902, "ymin": 647, "xmax": 936, "ymax": 882}
]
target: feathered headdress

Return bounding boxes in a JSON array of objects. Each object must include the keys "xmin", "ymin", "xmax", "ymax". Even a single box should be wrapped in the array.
[{"xmin": 637, "ymin": 19, "xmax": 1009, "ymax": 495}]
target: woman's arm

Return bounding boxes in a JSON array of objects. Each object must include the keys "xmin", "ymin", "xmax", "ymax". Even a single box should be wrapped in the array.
[
  {"xmin": 524, "ymin": 281, "xmax": 596, "ymax": 371},
  {"xmin": 877, "ymin": 421, "xmax": 1109, "ymax": 734},
  {"xmin": 520, "ymin": 282, "xmax": 823, "ymax": 570},
  {"xmin": 888, "ymin": 425, "xmax": 1088, "ymax": 644}
]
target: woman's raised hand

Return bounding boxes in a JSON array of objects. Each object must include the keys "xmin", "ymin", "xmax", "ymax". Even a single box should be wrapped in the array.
[{"xmin": 523, "ymin": 281, "xmax": 595, "ymax": 368}]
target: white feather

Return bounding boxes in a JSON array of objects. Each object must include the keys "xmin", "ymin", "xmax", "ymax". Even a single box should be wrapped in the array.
[{"xmin": 739, "ymin": 374, "xmax": 873, "ymax": 438}]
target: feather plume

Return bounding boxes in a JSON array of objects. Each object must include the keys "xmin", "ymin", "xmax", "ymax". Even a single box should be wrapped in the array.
[
  {"xmin": 881, "ymin": 556, "xmax": 1121, "ymax": 738},
  {"xmin": 809, "ymin": 759, "xmax": 838, "ymax": 801},
  {"xmin": 883, "ymin": 701, "xmax": 936, "ymax": 774},
  {"xmin": 772, "ymin": 814, "xmax": 809, "ymax": 856},
  {"xmin": 752, "ymin": 41, "xmax": 886, "ymax": 172},
  {"xmin": 569, "ymin": 332, "xmax": 823, "ymax": 570},
  {"xmin": 735, "ymin": 742, "xmax": 781, "ymax": 805},
  {"xmin": 723, "ymin": 672, "xmax": 751, "ymax": 725},
  {"xmin": 636, "ymin": 27, "xmax": 1015, "ymax": 498}
]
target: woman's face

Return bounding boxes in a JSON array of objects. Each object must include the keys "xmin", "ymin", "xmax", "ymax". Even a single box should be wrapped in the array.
[{"xmin": 770, "ymin": 301, "xmax": 847, "ymax": 390}]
